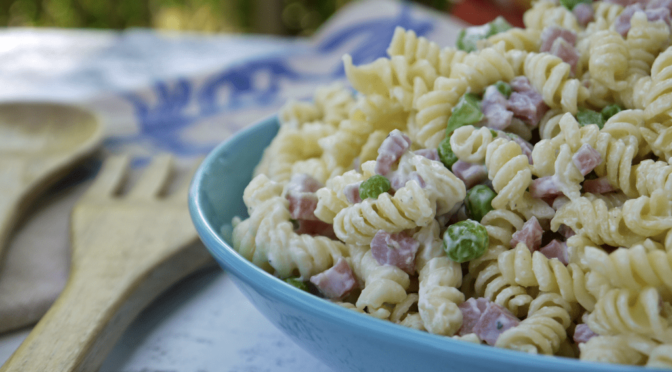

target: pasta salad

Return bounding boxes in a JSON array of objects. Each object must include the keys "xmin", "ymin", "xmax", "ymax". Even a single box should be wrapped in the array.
[{"xmin": 231, "ymin": 0, "xmax": 672, "ymax": 366}]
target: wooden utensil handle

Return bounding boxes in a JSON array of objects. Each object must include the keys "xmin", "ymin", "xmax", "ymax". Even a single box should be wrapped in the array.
[{"xmin": 0, "ymin": 242, "xmax": 213, "ymax": 372}]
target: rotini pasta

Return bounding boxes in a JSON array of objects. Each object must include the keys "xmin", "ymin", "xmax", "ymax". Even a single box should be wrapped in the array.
[
  {"xmin": 449, "ymin": 125, "xmax": 494, "ymax": 164},
  {"xmin": 524, "ymin": 52, "xmax": 587, "ymax": 113}
]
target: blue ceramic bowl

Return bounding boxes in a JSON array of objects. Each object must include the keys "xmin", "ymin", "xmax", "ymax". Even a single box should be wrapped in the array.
[{"xmin": 188, "ymin": 116, "xmax": 656, "ymax": 372}]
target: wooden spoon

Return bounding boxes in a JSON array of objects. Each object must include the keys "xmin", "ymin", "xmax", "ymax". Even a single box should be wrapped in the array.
[
  {"xmin": 0, "ymin": 154, "xmax": 214, "ymax": 372},
  {"xmin": 0, "ymin": 102, "xmax": 104, "ymax": 262}
]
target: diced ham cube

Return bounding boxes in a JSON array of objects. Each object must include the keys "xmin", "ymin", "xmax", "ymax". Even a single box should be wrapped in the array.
[
  {"xmin": 540, "ymin": 26, "xmax": 577, "ymax": 53},
  {"xmin": 573, "ymin": 3, "xmax": 595, "ymax": 27},
  {"xmin": 558, "ymin": 224, "xmax": 576, "ymax": 239},
  {"xmin": 375, "ymin": 129, "xmax": 412, "ymax": 175},
  {"xmin": 370, "ymin": 230, "xmax": 420, "ymax": 274},
  {"xmin": 286, "ymin": 174, "xmax": 324, "ymax": 221},
  {"xmin": 508, "ymin": 77, "xmax": 549, "ymax": 127},
  {"xmin": 530, "ymin": 176, "xmax": 563, "ymax": 199},
  {"xmin": 295, "ymin": 220, "xmax": 338, "ymax": 240},
  {"xmin": 343, "ymin": 182, "xmax": 362, "ymax": 204},
  {"xmin": 482, "ymin": 86, "xmax": 513, "ymax": 130},
  {"xmin": 414, "ymin": 149, "xmax": 440, "ymax": 162},
  {"xmin": 472, "ymin": 303, "xmax": 520, "ymax": 345},
  {"xmin": 573, "ymin": 323, "xmax": 598, "ymax": 344},
  {"xmin": 583, "ymin": 176, "xmax": 616, "ymax": 194},
  {"xmin": 458, "ymin": 298, "xmax": 490, "ymax": 336},
  {"xmin": 550, "ymin": 38, "xmax": 580, "ymax": 74},
  {"xmin": 572, "ymin": 144, "xmax": 602, "ymax": 176},
  {"xmin": 287, "ymin": 193, "xmax": 320, "ymax": 221},
  {"xmin": 510, "ymin": 217, "xmax": 543, "ymax": 252},
  {"xmin": 309, "ymin": 258, "xmax": 357, "ymax": 299},
  {"xmin": 539, "ymin": 239, "xmax": 569, "ymax": 265},
  {"xmin": 452, "ymin": 160, "xmax": 488, "ymax": 190}
]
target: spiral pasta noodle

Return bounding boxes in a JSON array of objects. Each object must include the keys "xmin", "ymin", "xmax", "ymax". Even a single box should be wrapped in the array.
[
  {"xmin": 350, "ymin": 244, "xmax": 410, "ymax": 319},
  {"xmin": 498, "ymin": 243, "xmax": 598, "ymax": 311},
  {"xmin": 450, "ymin": 46, "xmax": 514, "ymax": 94},
  {"xmin": 523, "ymin": 0, "xmax": 579, "ymax": 32},
  {"xmin": 647, "ymin": 345, "xmax": 672, "ymax": 368},
  {"xmin": 524, "ymin": 52, "xmax": 587, "ymax": 113},
  {"xmin": 484, "ymin": 28, "xmax": 540, "ymax": 52},
  {"xmin": 579, "ymin": 334, "xmax": 657, "ymax": 365},
  {"xmin": 586, "ymin": 287, "xmax": 671, "ymax": 341},
  {"xmin": 485, "ymin": 138, "xmax": 532, "ymax": 210},
  {"xmin": 495, "ymin": 293, "xmax": 572, "ymax": 354},
  {"xmin": 449, "ymin": 125, "xmax": 494, "ymax": 164},
  {"xmin": 589, "ymin": 30, "xmax": 629, "ymax": 92},
  {"xmin": 645, "ymin": 46, "xmax": 672, "ymax": 123},
  {"xmin": 584, "ymin": 242, "xmax": 672, "ymax": 298},
  {"xmin": 314, "ymin": 168, "xmax": 368, "ymax": 223},
  {"xmin": 412, "ymin": 77, "xmax": 469, "ymax": 148}
]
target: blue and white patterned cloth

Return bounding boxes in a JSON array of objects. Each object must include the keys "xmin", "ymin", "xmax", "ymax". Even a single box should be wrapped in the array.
[
  {"xmin": 0, "ymin": 1, "xmax": 466, "ymax": 370},
  {"xmin": 0, "ymin": 0, "xmax": 465, "ymax": 161}
]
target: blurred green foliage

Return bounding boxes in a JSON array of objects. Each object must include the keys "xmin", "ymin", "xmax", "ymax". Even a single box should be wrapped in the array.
[{"xmin": 0, "ymin": 0, "xmax": 451, "ymax": 34}]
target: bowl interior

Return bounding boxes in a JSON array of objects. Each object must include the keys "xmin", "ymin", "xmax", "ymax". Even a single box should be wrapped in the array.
[{"xmin": 189, "ymin": 116, "xmax": 661, "ymax": 372}]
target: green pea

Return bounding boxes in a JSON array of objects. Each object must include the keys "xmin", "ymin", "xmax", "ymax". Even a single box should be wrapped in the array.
[
  {"xmin": 443, "ymin": 219, "xmax": 489, "ymax": 263},
  {"xmin": 559, "ymin": 0, "xmax": 592, "ymax": 10},
  {"xmin": 601, "ymin": 104, "xmax": 623, "ymax": 122},
  {"xmin": 359, "ymin": 175, "xmax": 391, "ymax": 200},
  {"xmin": 487, "ymin": 16, "xmax": 513, "ymax": 37},
  {"xmin": 285, "ymin": 277, "xmax": 308, "ymax": 291},
  {"xmin": 465, "ymin": 185, "xmax": 497, "ymax": 222},
  {"xmin": 438, "ymin": 137, "xmax": 458, "ymax": 170},
  {"xmin": 445, "ymin": 93, "xmax": 484, "ymax": 135},
  {"xmin": 576, "ymin": 108, "xmax": 604, "ymax": 129},
  {"xmin": 494, "ymin": 81, "xmax": 512, "ymax": 98}
]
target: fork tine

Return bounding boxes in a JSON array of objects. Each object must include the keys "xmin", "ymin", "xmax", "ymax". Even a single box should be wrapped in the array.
[
  {"xmin": 128, "ymin": 154, "xmax": 174, "ymax": 200},
  {"xmin": 169, "ymin": 156, "xmax": 204, "ymax": 202},
  {"xmin": 84, "ymin": 155, "xmax": 130, "ymax": 199}
]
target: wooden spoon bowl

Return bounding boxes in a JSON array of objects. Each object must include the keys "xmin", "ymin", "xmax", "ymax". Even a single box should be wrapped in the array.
[{"xmin": 0, "ymin": 102, "xmax": 103, "ymax": 261}]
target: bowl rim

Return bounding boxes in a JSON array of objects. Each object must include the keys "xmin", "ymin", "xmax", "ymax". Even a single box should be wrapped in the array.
[{"xmin": 188, "ymin": 115, "xmax": 661, "ymax": 372}]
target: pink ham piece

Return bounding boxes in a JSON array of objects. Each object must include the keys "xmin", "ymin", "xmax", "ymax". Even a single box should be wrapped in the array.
[
  {"xmin": 370, "ymin": 230, "xmax": 420, "ymax": 274},
  {"xmin": 508, "ymin": 77, "xmax": 549, "ymax": 127},
  {"xmin": 295, "ymin": 220, "xmax": 338, "ymax": 240},
  {"xmin": 574, "ymin": 324, "xmax": 598, "ymax": 344},
  {"xmin": 452, "ymin": 160, "xmax": 488, "ymax": 190},
  {"xmin": 530, "ymin": 176, "xmax": 563, "ymax": 199},
  {"xmin": 539, "ymin": 239, "xmax": 569, "ymax": 265},
  {"xmin": 572, "ymin": 143, "xmax": 602, "ymax": 176},
  {"xmin": 573, "ymin": 3, "xmax": 595, "ymax": 27},
  {"xmin": 375, "ymin": 130, "xmax": 412, "ymax": 175},
  {"xmin": 457, "ymin": 298, "xmax": 490, "ymax": 336},
  {"xmin": 510, "ymin": 217, "xmax": 543, "ymax": 252},
  {"xmin": 414, "ymin": 148, "xmax": 440, "ymax": 162},
  {"xmin": 343, "ymin": 182, "xmax": 362, "ymax": 204},
  {"xmin": 310, "ymin": 258, "xmax": 357, "ymax": 299},
  {"xmin": 472, "ymin": 302, "xmax": 520, "ymax": 345},
  {"xmin": 583, "ymin": 176, "xmax": 617, "ymax": 194},
  {"xmin": 540, "ymin": 26, "xmax": 577, "ymax": 53},
  {"xmin": 482, "ymin": 86, "xmax": 513, "ymax": 130},
  {"xmin": 286, "ymin": 174, "xmax": 324, "ymax": 221},
  {"xmin": 558, "ymin": 224, "xmax": 576, "ymax": 239},
  {"xmin": 549, "ymin": 38, "xmax": 580, "ymax": 74}
]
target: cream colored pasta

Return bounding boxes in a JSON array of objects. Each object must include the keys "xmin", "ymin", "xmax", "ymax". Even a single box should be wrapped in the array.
[{"xmin": 232, "ymin": 4, "xmax": 672, "ymax": 365}]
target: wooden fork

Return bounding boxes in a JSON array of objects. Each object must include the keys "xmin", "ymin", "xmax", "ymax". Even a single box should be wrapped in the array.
[{"xmin": 0, "ymin": 154, "xmax": 214, "ymax": 372}]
